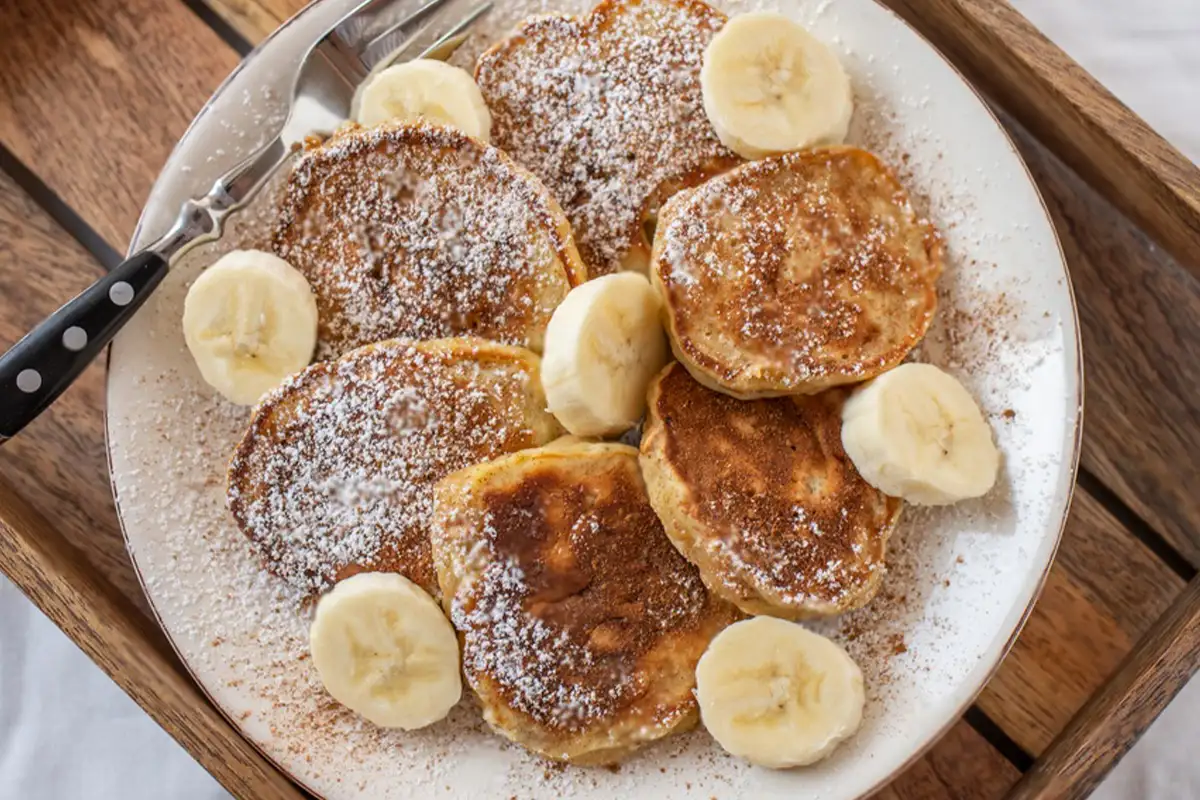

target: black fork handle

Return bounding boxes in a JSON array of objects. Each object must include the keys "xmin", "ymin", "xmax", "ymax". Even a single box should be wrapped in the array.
[{"xmin": 0, "ymin": 250, "xmax": 169, "ymax": 442}]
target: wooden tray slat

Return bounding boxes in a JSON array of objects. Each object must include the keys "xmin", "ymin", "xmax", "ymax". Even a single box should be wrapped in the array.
[
  {"xmin": 978, "ymin": 492, "xmax": 1184, "ymax": 755},
  {"xmin": 0, "ymin": 0, "xmax": 239, "ymax": 247},
  {"xmin": 1006, "ymin": 577, "xmax": 1200, "ymax": 800},
  {"xmin": 876, "ymin": 722, "xmax": 1020, "ymax": 800},
  {"xmin": 1008, "ymin": 123, "xmax": 1200, "ymax": 565},
  {"xmin": 882, "ymin": 0, "xmax": 1200, "ymax": 281},
  {"xmin": 203, "ymin": 0, "xmax": 296, "ymax": 44}
]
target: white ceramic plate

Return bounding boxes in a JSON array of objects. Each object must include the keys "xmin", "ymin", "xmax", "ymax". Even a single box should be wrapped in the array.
[{"xmin": 107, "ymin": 0, "xmax": 1082, "ymax": 797}]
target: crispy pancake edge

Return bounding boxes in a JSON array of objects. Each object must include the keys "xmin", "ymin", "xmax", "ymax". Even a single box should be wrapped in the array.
[
  {"xmin": 474, "ymin": 0, "xmax": 742, "ymax": 276},
  {"xmin": 639, "ymin": 363, "xmax": 904, "ymax": 619},
  {"xmin": 226, "ymin": 337, "xmax": 563, "ymax": 598},
  {"xmin": 430, "ymin": 441, "xmax": 738, "ymax": 763},
  {"xmin": 272, "ymin": 121, "xmax": 588, "ymax": 355},
  {"xmin": 651, "ymin": 145, "xmax": 945, "ymax": 399}
]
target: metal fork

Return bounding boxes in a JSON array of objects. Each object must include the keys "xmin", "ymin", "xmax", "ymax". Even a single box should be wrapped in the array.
[{"xmin": 0, "ymin": 0, "xmax": 492, "ymax": 443}]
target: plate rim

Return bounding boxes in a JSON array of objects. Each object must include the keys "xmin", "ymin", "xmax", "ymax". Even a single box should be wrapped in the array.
[{"xmin": 105, "ymin": 0, "xmax": 1086, "ymax": 795}]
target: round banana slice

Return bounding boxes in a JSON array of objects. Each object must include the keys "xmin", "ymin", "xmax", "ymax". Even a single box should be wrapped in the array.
[
  {"xmin": 540, "ymin": 272, "xmax": 669, "ymax": 438},
  {"xmin": 701, "ymin": 12, "xmax": 853, "ymax": 160},
  {"xmin": 696, "ymin": 617, "xmax": 865, "ymax": 769},
  {"xmin": 841, "ymin": 363, "xmax": 1001, "ymax": 505},
  {"xmin": 309, "ymin": 572, "xmax": 462, "ymax": 730},
  {"xmin": 355, "ymin": 59, "xmax": 492, "ymax": 142},
  {"xmin": 182, "ymin": 249, "xmax": 318, "ymax": 407}
]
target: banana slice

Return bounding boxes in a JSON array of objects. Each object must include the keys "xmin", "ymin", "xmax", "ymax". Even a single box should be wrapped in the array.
[
  {"xmin": 355, "ymin": 59, "xmax": 492, "ymax": 142},
  {"xmin": 701, "ymin": 12, "xmax": 853, "ymax": 160},
  {"xmin": 182, "ymin": 249, "xmax": 318, "ymax": 407},
  {"xmin": 841, "ymin": 363, "xmax": 1000, "ymax": 505},
  {"xmin": 309, "ymin": 572, "xmax": 462, "ymax": 730},
  {"xmin": 540, "ymin": 272, "xmax": 669, "ymax": 437},
  {"xmin": 696, "ymin": 617, "xmax": 865, "ymax": 769}
]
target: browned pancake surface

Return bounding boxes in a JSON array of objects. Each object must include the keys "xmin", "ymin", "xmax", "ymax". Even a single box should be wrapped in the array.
[
  {"xmin": 273, "ymin": 122, "xmax": 585, "ymax": 357},
  {"xmin": 227, "ymin": 338, "xmax": 561, "ymax": 597},
  {"xmin": 432, "ymin": 442, "xmax": 737, "ymax": 763},
  {"xmin": 475, "ymin": 0, "xmax": 741, "ymax": 276},
  {"xmin": 653, "ymin": 146, "xmax": 943, "ymax": 397},
  {"xmin": 639, "ymin": 363, "xmax": 902, "ymax": 618}
]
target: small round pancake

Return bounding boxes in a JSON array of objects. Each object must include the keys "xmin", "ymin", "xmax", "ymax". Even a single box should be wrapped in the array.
[
  {"xmin": 651, "ymin": 146, "xmax": 943, "ymax": 398},
  {"xmin": 639, "ymin": 363, "xmax": 902, "ymax": 619},
  {"xmin": 273, "ymin": 121, "xmax": 587, "ymax": 357},
  {"xmin": 227, "ymin": 338, "xmax": 563, "ymax": 597},
  {"xmin": 475, "ymin": 0, "xmax": 741, "ymax": 276},
  {"xmin": 431, "ymin": 441, "xmax": 739, "ymax": 764}
]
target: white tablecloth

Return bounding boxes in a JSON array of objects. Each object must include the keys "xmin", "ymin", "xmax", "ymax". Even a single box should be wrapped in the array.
[{"xmin": 1, "ymin": 1, "xmax": 1196, "ymax": 796}]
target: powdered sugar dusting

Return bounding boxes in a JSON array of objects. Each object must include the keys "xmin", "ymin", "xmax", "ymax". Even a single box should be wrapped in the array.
[
  {"xmin": 227, "ymin": 338, "xmax": 557, "ymax": 596},
  {"xmin": 274, "ymin": 122, "xmax": 582, "ymax": 357},
  {"xmin": 435, "ymin": 447, "xmax": 734, "ymax": 759},
  {"xmin": 656, "ymin": 147, "xmax": 941, "ymax": 393},
  {"xmin": 474, "ymin": 0, "xmax": 740, "ymax": 275},
  {"xmin": 458, "ymin": 556, "xmax": 643, "ymax": 729},
  {"xmin": 646, "ymin": 366, "xmax": 900, "ymax": 615},
  {"xmin": 108, "ymin": 0, "xmax": 1080, "ymax": 797}
]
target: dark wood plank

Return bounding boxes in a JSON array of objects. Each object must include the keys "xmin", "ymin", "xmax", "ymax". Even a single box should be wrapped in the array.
[
  {"xmin": 203, "ymin": 0, "xmax": 299, "ymax": 44},
  {"xmin": 881, "ymin": 0, "xmax": 1200, "ymax": 280},
  {"xmin": 0, "ymin": 477, "xmax": 306, "ymax": 800},
  {"xmin": 1008, "ymin": 122, "xmax": 1200, "ymax": 565},
  {"xmin": 1049, "ymin": 494, "xmax": 1185, "ymax": 640},
  {"xmin": 977, "ymin": 491, "xmax": 1184, "ymax": 755},
  {"xmin": 0, "ymin": 172, "xmax": 149, "ymax": 614},
  {"xmin": 0, "ymin": 0, "xmax": 240, "ymax": 248},
  {"xmin": 1005, "ymin": 576, "xmax": 1200, "ymax": 800},
  {"xmin": 877, "ymin": 721, "xmax": 1020, "ymax": 800}
]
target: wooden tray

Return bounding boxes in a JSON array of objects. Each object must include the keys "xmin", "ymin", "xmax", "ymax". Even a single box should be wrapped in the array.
[{"xmin": 0, "ymin": 0, "xmax": 1196, "ymax": 797}]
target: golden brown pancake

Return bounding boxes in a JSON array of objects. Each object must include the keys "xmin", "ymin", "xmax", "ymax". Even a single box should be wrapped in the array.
[
  {"xmin": 474, "ymin": 0, "xmax": 741, "ymax": 276},
  {"xmin": 639, "ymin": 363, "xmax": 902, "ymax": 619},
  {"xmin": 227, "ymin": 338, "xmax": 563, "ymax": 597},
  {"xmin": 431, "ymin": 441, "xmax": 739, "ymax": 764},
  {"xmin": 273, "ymin": 121, "xmax": 587, "ymax": 357},
  {"xmin": 651, "ymin": 146, "xmax": 943, "ymax": 398}
]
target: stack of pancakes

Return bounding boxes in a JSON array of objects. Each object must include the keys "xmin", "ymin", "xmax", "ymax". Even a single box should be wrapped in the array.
[{"xmin": 226, "ymin": 0, "xmax": 941, "ymax": 766}]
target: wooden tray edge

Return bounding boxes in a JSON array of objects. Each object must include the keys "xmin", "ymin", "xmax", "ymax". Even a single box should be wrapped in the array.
[
  {"xmin": 1004, "ymin": 576, "xmax": 1200, "ymax": 799},
  {"xmin": 881, "ymin": 0, "xmax": 1200, "ymax": 279}
]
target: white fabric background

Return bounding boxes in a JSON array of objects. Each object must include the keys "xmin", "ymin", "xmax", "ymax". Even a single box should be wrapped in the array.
[{"xmin": 0, "ymin": 0, "xmax": 1196, "ymax": 797}]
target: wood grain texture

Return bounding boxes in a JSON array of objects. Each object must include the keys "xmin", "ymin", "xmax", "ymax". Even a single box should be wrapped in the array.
[
  {"xmin": 0, "ymin": 173, "xmax": 149, "ymax": 614},
  {"xmin": 0, "ymin": 0, "xmax": 239, "ymax": 248},
  {"xmin": 978, "ymin": 491, "xmax": 1184, "ymax": 755},
  {"xmin": 203, "ymin": 0, "xmax": 302, "ymax": 43},
  {"xmin": 1007, "ymin": 121, "xmax": 1200, "ymax": 565},
  {"xmin": 0, "ymin": 477, "xmax": 307, "ymax": 800},
  {"xmin": 881, "ymin": 0, "xmax": 1200, "ymax": 281},
  {"xmin": 877, "ymin": 721, "xmax": 1020, "ymax": 800},
  {"xmin": 1005, "ymin": 576, "xmax": 1200, "ymax": 800}
]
